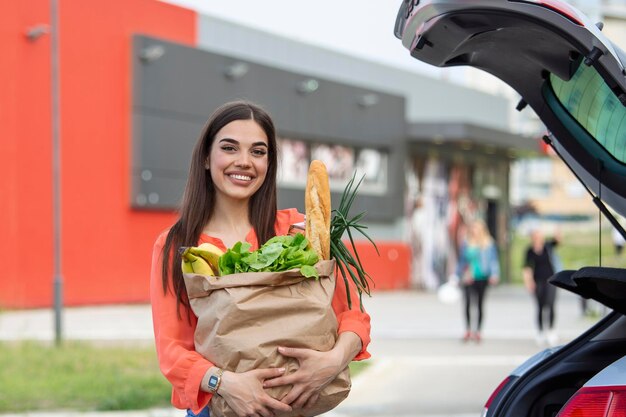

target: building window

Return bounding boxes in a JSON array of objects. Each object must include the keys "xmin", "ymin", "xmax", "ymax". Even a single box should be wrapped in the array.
[
  {"xmin": 278, "ymin": 138, "xmax": 309, "ymax": 186},
  {"xmin": 278, "ymin": 138, "xmax": 388, "ymax": 194},
  {"xmin": 311, "ymin": 143, "xmax": 355, "ymax": 183},
  {"xmin": 355, "ymin": 148, "xmax": 388, "ymax": 193}
]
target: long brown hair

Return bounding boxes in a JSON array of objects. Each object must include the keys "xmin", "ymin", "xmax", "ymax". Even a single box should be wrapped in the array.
[{"xmin": 161, "ymin": 100, "xmax": 278, "ymax": 317}]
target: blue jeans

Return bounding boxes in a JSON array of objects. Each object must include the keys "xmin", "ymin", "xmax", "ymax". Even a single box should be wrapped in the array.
[{"xmin": 185, "ymin": 406, "xmax": 210, "ymax": 417}]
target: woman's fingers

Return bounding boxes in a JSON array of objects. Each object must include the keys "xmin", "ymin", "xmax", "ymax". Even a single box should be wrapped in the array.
[
  {"xmin": 303, "ymin": 392, "xmax": 320, "ymax": 409},
  {"xmin": 263, "ymin": 374, "xmax": 291, "ymax": 388},
  {"xmin": 255, "ymin": 367, "xmax": 286, "ymax": 381},
  {"xmin": 261, "ymin": 366, "xmax": 295, "ymax": 388},
  {"xmin": 291, "ymin": 391, "xmax": 315, "ymax": 410},
  {"xmin": 221, "ymin": 369, "xmax": 292, "ymax": 417},
  {"xmin": 257, "ymin": 407, "xmax": 273, "ymax": 417},
  {"xmin": 277, "ymin": 346, "xmax": 310, "ymax": 359},
  {"xmin": 246, "ymin": 387, "xmax": 293, "ymax": 416},
  {"xmin": 263, "ymin": 395, "xmax": 293, "ymax": 413},
  {"xmin": 280, "ymin": 385, "xmax": 305, "ymax": 406}
]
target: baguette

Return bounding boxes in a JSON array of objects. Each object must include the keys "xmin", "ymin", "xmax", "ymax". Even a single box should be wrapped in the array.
[{"xmin": 305, "ymin": 160, "xmax": 331, "ymax": 260}]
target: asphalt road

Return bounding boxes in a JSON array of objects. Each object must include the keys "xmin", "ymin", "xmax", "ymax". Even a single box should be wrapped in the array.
[
  {"xmin": 327, "ymin": 286, "xmax": 602, "ymax": 417},
  {"xmin": 330, "ymin": 338, "xmax": 540, "ymax": 417}
]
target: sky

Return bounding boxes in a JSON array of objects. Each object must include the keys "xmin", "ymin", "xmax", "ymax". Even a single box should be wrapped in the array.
[
  {"xmin": 157, "ymin": 0, "xmax": 604, "ymax": 89},
  {"xmin": 159, "ymin": 0, "xmax": 440, "ymax": 76}
]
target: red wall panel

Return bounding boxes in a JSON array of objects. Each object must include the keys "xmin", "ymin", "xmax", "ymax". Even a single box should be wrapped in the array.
[
  {"xmin": 0, "ymin": 0, "xmax": 195, "ymax": 308},
  {"xmin": 58, "ymin": 0, "xmax": 195, "ymax": 306},
  {"xmin": 352, "ymin": 242, "xmax": 411, "ymax": 291},
  {"xmin": 0, "ymin": 1, "xmax": 54, "ymax": 308}
]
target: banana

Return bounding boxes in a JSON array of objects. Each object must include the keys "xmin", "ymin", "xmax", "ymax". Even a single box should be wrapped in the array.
[
  {"xmin": 189, "ymin": 243, "xmax": 224, "ymax": 275},
  {"xmin": 181, "ymin": 256, "xmax": 195, "ymax": 274},
  {"xmin": 180, "ymin": 248, "xmax": 215, "ymax": 275}
]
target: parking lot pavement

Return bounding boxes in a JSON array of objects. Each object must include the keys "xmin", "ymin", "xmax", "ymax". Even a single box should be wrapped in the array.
[
  {"xmin": 0, "ymin": 285, "xmax": 602, "ymax": 417},
  {"xmin": 328, "ymin": 286, "xmax": 600, "ymax": 417}
]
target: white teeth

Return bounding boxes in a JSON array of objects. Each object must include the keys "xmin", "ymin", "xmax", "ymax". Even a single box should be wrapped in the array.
[{"xmin": 229, "ymin": 174, "xmax": 252, "ymax": 181}]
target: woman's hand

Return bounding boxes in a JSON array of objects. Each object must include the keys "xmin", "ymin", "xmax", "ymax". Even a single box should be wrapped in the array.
[
  {"xmin": 218, "ymin": 368, "xmax": 293, "ymax": 417},
  {"xmin": 488, "ymin": 275, "xmax": 499, "ymax": 286},
  {"xmin": 263, "ymin": 332, "xmax": 362, "ymax": 410},
  {"xmin": 264, "ymin": 346, "xmax": 339, "ymax": 409}
]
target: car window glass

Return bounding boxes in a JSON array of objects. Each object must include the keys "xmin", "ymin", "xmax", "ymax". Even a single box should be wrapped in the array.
[{"xmin": 549, "ymin": 61, "xmax": 626, "ymax": 163}]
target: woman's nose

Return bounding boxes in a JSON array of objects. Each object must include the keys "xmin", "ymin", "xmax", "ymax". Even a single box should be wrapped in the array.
[{"xmin": 235, "ymin": 152, "xmax": 251, "ymax": 167}]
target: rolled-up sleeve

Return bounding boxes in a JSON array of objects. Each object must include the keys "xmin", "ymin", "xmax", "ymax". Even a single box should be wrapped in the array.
[
  {"xmin": 150, "ymin": 232, "xmax": 214, "ymax": 413},
  {"xmin": 331, "ymin": 273, "xmax": 372, "ymax": 361}
]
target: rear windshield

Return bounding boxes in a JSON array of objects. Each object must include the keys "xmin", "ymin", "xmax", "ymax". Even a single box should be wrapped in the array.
[{"xmin": 549, "ymin": 61, "xmax": 626, "ymax": 163}]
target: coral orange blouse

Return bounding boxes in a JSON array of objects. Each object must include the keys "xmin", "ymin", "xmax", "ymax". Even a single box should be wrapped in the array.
[{"xmin": 150, "ymin": 208, "xmax": 371, "ymax": 413}]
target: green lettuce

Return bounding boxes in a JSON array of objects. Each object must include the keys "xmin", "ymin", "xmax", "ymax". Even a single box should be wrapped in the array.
[{"xmin": 218, "ymin": 233, "xmax": 319, "ymax": 278}]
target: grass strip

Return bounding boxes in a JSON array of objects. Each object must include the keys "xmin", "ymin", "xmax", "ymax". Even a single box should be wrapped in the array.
[{"xmin": 0, "ymin": 341, "xmax": 171, "ymax": 412}]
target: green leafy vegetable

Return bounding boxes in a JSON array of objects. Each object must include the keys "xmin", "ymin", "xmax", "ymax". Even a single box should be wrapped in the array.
[
  {"xmin": 218, "ymin": 233, "xmax": 320, "ymax": 278},
  {"xmin": 330, "ymin": 173, "xmax": 378, "ymax": 311}
]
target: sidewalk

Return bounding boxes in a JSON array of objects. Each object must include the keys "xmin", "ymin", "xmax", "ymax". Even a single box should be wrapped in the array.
[{"xmin": 0, "ymin": 285, "xmax": 602, "ymax": 417}]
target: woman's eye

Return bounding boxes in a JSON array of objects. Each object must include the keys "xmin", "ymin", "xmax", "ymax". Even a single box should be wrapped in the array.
[
  {"xmin": 221, "ymin": 145, "xmax": 237, "ymax": 152},
  {"xmin": 252, "ymin": 148, "xmax": 267, "ymax": 156}
]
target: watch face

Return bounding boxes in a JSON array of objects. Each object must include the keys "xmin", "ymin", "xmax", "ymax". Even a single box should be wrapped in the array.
[{"xmin": 208, "ymin": 375, "xmax": 219, "ymax": 390}]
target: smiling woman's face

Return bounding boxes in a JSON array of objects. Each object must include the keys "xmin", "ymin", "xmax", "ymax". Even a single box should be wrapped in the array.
[{"xmin": 207, "ymin": 118, "xmax": 269, "ymax": 203}]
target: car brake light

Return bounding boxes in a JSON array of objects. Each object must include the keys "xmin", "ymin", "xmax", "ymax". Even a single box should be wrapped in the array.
[
  {"xmin": 557, "ymin": 386, "xmax": 626, "ymax": 417},
  {"xmin": 509, "ymin": 0, "xmax": 584, "ymax": 26},
  {"xmin": 482, "ymin": 376, "xmax": 511, "ymax": 417}
]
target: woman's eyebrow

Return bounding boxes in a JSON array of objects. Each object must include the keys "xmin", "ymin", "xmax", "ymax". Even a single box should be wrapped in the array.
[
  {"xmin": 218, "ymin": 138, "xmax": 238, "ymax": 145},
  {"xmin": 218, "ymin": 138, "xmax": 267, "ymax": 147}
]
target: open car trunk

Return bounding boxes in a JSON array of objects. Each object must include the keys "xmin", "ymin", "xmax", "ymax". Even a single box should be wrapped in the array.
[
  {"xmin": 395, "ymin": 1, "xmax": 626, "ymax": 415},
  {"xmin": 482, "ymin": 267, "xmax": 626, "ymax": 416},
  {"xmin": 493, "ymin": 311, "xmax": 626, "ymax": 416},
  {"xmin": 488, "ymin": 267, "xmax": 626, "ymax": 416},
  {"xmin": 551, "ymin": 268, "xmax": 626, "ymax": 314}
]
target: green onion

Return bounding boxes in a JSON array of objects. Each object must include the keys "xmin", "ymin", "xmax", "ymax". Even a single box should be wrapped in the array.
[{"xmin": 330, "ymin": 173, "xmax": 378, "ymax": 310}]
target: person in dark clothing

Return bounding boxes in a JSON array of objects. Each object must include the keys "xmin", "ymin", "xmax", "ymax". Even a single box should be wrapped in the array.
[{"xmin": 523, "ymin": 228, "xmax": 560, "ymax": 346}]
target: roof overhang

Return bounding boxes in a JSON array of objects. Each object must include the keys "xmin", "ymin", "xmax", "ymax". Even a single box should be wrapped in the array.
[{"xmin": 408, "ymin": 122, "xmax": 541, "ymax": 157}]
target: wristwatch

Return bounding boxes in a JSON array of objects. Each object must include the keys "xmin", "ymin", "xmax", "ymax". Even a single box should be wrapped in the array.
[{"xmin": 207, "ymin": 368, "xmax": 223, "ymax": 394}]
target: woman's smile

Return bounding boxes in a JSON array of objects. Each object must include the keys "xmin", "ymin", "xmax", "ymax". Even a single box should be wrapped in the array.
[{"xmin": 227, "ymin": 172, "xmax": 255, "ymax": 182}]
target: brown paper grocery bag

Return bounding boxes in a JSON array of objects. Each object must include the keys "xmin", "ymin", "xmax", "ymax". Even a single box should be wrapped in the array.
[{"xmin": 183, "ymin": 259, "xmax": 351, "ymax": 417}]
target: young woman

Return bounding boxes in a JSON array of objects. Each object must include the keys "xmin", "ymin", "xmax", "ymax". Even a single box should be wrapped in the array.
[
  {"xmin": 456, "ymin": 219, "xmax": 500, "ymax": 343},
  {"xmin": 150, "ymin": 100, "xmax": 371, "ymax": 417}
]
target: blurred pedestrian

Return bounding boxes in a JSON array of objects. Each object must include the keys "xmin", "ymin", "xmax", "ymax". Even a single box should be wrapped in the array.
[
  {"xmin": 523, "ymin": 228, "xmax": 561, "ymax": 346},
  {"xmin": 456, "ymin": 219, "xmax": 500, "ymax": 343}
]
